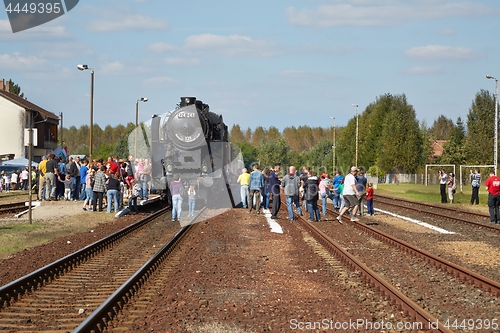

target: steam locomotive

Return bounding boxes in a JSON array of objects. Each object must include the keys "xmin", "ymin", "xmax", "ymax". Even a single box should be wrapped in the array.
[{"xmin": 149, "ymin": 97, "xmax": 242, "ymax": 208}]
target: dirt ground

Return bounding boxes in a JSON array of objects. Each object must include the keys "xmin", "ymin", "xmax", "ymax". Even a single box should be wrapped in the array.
[{"xmin": 0, "ymin": 195, "xmax": 144, "ymax": 285}]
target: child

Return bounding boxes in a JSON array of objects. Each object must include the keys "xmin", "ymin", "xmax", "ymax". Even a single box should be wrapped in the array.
[
  {"xmin": 366, "ymin": 182, "xmax": 374, "ymax": 216},
  {"xmin": 83, "ymin": 170, "xmax": 94, "ymax": 211},
  {"xmin": 188, "ymin": 185, "xmax": 196, "ymax": 217},
  {"xmin": 3, "ymin": 173, "xmax": 11, "ymax": 193},
  {"xmin": 61, "ymin": 174, "xmax": 72, "ymax": 201},
  {"xmin": 128, "ymin": 179, "xmax": 140, "ymax": 214}
]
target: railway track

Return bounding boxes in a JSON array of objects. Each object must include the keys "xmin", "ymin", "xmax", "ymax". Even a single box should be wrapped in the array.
[
  {"xmin": 292, "ymin": 213, "xmax": 452, "ymax": 332},
  {"xmin": 376, "ymin": 194, "xmax": 498, "ymax": 232},
  {"xmin": 0, "ymin": 201, "xmax": 33, "ymax": 216},
  {"xmin": 287, "ymin": 198, "xmax": 500, "ymax": 332},
  {"xmin": 0, "ymin": 206, "xmax": 206, "ymax": 332}
]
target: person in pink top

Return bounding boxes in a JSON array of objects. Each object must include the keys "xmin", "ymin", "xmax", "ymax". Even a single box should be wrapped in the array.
[{"xmin": 485, "ymin": 170, "xmax": 500, "ymax": 223}]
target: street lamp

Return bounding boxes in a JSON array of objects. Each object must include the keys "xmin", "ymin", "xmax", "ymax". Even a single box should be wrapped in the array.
[
  {"xmin": 487, "ymin": 75, "xmax": 499, "ymax": 175},
  {"xmin": 351, "ymin": 104, "xmax": 359, "ymax": 167},
  {"xmin": 77, "ymin": 64, "xmax": 94, "ymax": 162},
  {"xmin": 329, "ymin": 116, "xmax": 336, "ymax": 173},
  {"xmin": 135, "ymin": 97, "xmax": 148, "ymax": 158}
]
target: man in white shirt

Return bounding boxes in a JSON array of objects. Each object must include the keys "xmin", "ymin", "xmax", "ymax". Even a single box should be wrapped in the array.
[
  {"xmin": 336, "ymin": 166, "xmax": 361, "ymax": 223},
  {"xmin": 10, "ymin": 171, "xmax": 18, "ymax": 190},
  {"xmin": 21, "ymin": 168, "xmax": 29, "ymax": 190}
]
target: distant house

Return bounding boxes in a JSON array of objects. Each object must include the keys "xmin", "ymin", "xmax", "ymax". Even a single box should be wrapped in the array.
[
  {"xmin": 429, "ymin": 140, "xmax": 447, "ymax": 161},
  {"xmin": 0, "ymin": 79, "xmax": 59, "ymax": 163}
]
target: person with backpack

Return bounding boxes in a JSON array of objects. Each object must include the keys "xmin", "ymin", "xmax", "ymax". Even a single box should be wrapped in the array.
[
  {"xmin": 332, "ymin": 170, "xmax": 344, "ymax": 211},
  {"xmin": 304, "ymin": 170, "xmax": 321, "ymax": 222},
  {"xmin": 281, "ymin": 166, "xmax": 303, "ymax": 221},
  {"xmin": 470, "ymin": 168, "xmax": 481, "ymax": 205}
]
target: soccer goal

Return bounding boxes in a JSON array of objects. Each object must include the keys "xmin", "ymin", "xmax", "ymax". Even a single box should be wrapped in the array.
[
  {"xmin": 425, "ymin": 164, "xmax": 456, "ymax": 186},
  {"xmin": 459, "ymin": 165, "xmax": 494, "ymax": 193}
]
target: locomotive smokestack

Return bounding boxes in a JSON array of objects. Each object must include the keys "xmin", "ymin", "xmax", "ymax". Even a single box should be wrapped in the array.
[{"xmin": 180, "ymin": 97, "xmax": 196, "ymax": 107}]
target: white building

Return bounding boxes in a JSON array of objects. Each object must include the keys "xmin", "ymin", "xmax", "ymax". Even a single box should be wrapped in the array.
[{"xmin": 0, "ymin": 79, "xmax": 59, "ymax": 162}]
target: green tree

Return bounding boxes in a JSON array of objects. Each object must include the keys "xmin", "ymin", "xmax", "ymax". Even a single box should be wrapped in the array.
[
  {"xmin": 95, "ymin": 142, "xmax": 114, "ymax": 159},
  {"xmin": 377, "ymin": 94, "xmax": 423, "ymax": 173},
  {"xmin": 430, "ymin": 115, "xmax": 454, "ymax": 140},
  {"xmin": 357, "ymin": 97, "xmax": 390, "ymax": 169},
  {"xmin": 235, "ymin": 142, "xmax": 258, "ymax": 168},
  {"xmin": 113, "ymin": 134, "xmax": 130, "ymax": 159},
  {"xmin": 440, "ymin": 117, "xmax": 466, "ymax": 165},
  {"xmin": 229, "ymin": 124, "xmax": 245, "ymax": 142},
  {"xmin": 266, "ymin": 126, "xmax": 281, "ymax": 141},
  {"xmin": 465, "ymin": 89, "xmax": 497, "ymax": 165},
  {"xmin": 251, "ymin": 126, "xmax": 265, "ymax": 146},
  {"xmin": 244, "ymin": 127, "xmax": 252, "ymax": 143},
  {"xmin": 300, "ymin": 138, "xmax": 334, "ymax": 174},
  {"xmin": 419, "ymin": 120, "xmax": 434, "ymax": 166},
  {"xmin": 257, "ymin": 137, "xmax": 292, "ymax": 169},
  {"xmin": 7, "ymin": 79, "xmax": 24, "ymax": 98}
]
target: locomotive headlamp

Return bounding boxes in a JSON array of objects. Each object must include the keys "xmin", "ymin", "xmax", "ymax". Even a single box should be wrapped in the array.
[
  {"xmin": 166, "ymin": 164, "xmax": 173, "ymax": 172},
  {"xmin": 202, "ymin": 176, "xmax": 214, "ymax": 187},
  {"xmin": 201, "ymin": 165, "xmax": 208, "ymax": 173}
]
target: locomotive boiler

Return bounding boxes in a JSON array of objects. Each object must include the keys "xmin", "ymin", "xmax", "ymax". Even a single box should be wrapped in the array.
[{"xmin": 149, "ymin": 97, "xmax": 241, "ymax": 208}]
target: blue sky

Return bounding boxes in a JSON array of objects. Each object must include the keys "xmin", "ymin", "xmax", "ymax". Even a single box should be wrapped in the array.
[{"xmin": 1, "ymin": 0, "xmax": 500, "ymax": 133}]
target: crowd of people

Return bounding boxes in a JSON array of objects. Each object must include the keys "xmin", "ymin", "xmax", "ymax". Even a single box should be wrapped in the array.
[
  {"xmin": 236, "ymin": 163, "xmax": 374, "ymax": 223},
  {"xmin": 0, "ymin": 167, "xmax": 30, "ymax": 192},
  {"xmin": 432, "ymin": 167, "xmax": 500, "ymax": 223},
  {"xmin": 0, "ymin": 154, "xmax": 154, "ymax": 214}
]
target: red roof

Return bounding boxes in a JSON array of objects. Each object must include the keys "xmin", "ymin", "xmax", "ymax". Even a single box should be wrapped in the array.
[
  {"xmin": 431, "ymin": 140, "xmax": 447, "ymax": 157},
  {"xmin": 0, "ymin": 89, "xmax": 59, "ymax": 121}
]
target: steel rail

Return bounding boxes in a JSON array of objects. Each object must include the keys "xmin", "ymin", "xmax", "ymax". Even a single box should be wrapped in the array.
[
  {"xmin": 376, "ymin": 194, "xmax": 499, "ymax": 233},
  {"xmin": 297, "ymin": 217, "xmax": 454, "ymax": 333},
  {"xmin": 72, "ymin": 209, "xmax": 206, "ymax": 333},
  {"xmin": 377, "ymin": 194, "xmax": 490, "ymax": 218},
  {"xmin": 0, "ymin": 201, "xmax": 28, "ymax": 214},
  {"xmin": 0, "ymin": 206, "xmax": 169, "ymax": 309},
  {"xmin": 331, "ymin": 209, "xmax": 500, "ymax": 297}
]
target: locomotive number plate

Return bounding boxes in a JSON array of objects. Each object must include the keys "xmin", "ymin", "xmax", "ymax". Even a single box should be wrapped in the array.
[
  {"xmin": 175, "ymin": 133, "xmax": 201, "ymax": 143},
  {"xmin": 177, "ymin": 112, "xmax": 196, "ymax": 119}
]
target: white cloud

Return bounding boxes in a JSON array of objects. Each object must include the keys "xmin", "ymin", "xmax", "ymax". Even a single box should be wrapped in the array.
[
  {"xmin": 278, "ymin": 69, "xmax": 333, "ymax": 82},
  {"xmin": 0, "ymin": 19, "xmax": 12, "ymax": 32},
  {"xmin": 143, "ymin": 76, "xmax": 177, "ymax": 87},
  {"xmin": 0, "ymin": 19, "xmax": 68, "ymax": 40},
  {"xmin": 404, "ymin": 66, "xmax": 445, "ymax": 75},
  {"xmin": 0, "ymin": 52, "xmax": 72, "ymax": 80},
  {"xmin": 164, "ymin": 57, "xmax": 200, "ymax": 66},
  {"xmin": 35, "ymin": 42, "xmax": 93, "ymax": 59},
  {"xmin": 85, "ymin": 8, "xmax": 168, "ymax": 32},
  {"xmin": 279, "ymin": 70, "xmax": 306, "ymax": 78},
  {"xmin": 404, "ymin": 45, "xmax": 483, "ymax": 62},
  {"xmin": 100, "ymin": 61, "xmax": 124, "ymax": 75},
  {"xmin": 286, "ymin": 1, "xmax": 500, "ymax": 27},
  {"xmin": 437, "ymin": 28, "xmax": 456, "ymax": 36},
  {"xmin": 0, "ymin": 52, "xmax": 48, "ymax": 70},
  {"xmin": 147, "ymin": 42, "xmax": 178, "ymax": 53},
  {"xmin": 183, "ymin": 33, "xmax": 279, "ymax": 57}
]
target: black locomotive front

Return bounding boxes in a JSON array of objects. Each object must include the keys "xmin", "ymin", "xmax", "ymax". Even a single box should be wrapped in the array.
[{"xmin": 150, "ymin": 97, "xmax": 236, "ymax": 208}]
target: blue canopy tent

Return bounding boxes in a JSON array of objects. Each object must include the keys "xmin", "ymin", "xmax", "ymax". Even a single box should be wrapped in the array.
[{"xmin": 1, "ymin": 157, "xmax": 39, "ymax": 167}]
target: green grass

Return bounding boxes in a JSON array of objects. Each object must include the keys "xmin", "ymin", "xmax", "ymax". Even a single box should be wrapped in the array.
[
  {"xmin": 0, "ymin": 219, "xmax": 104, "ymax": 260},
  {"xmin": 375, "ymin": 183, "xmax": 488, "ymax": 208},
  {"xmin": 0, "ymin": 222, "xmax": 49, "ymax": 258}
]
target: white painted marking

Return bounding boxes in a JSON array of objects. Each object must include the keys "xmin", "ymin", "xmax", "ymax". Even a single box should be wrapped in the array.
[
  {"xmin": 374, "ymin": 208, "xmax": 456, "ymax": 234},
  {"xmin": 262, "ymin": 208, "xmax": 283, "ymax": 234}
]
